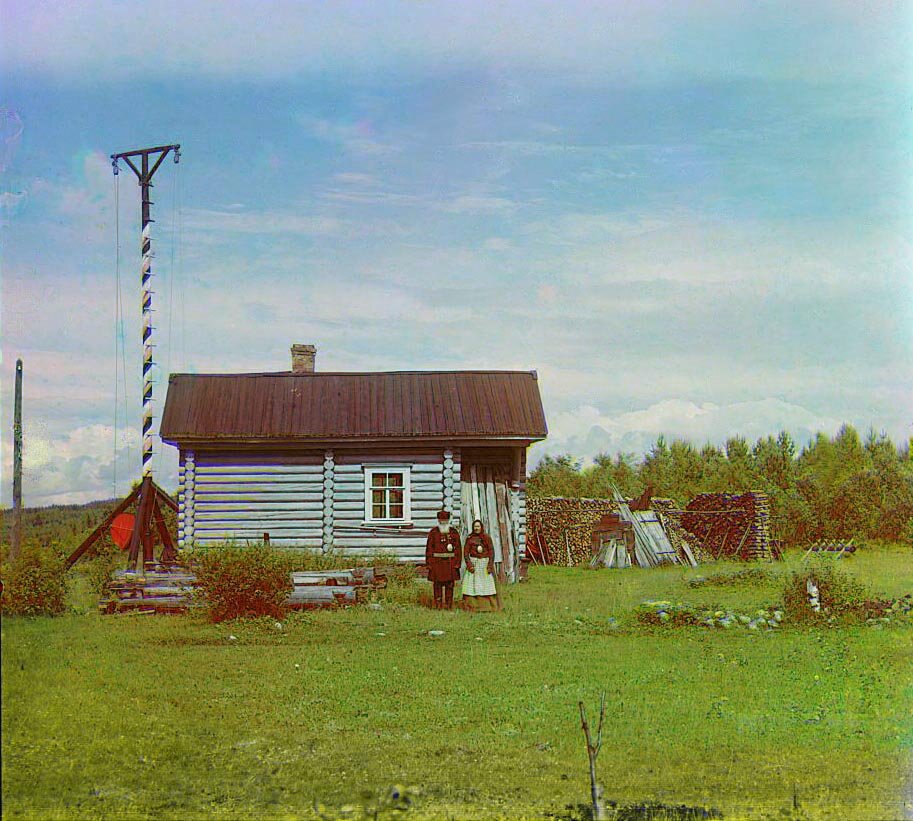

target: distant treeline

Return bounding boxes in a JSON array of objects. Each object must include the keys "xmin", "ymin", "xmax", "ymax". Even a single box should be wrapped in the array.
[
  {"xmin": 527, "ymin": 425, "xmax": 913, "ymax": 546},
  {"xmin": 0, "ymin": 499, "xmax": 119, "ymax": 558}
]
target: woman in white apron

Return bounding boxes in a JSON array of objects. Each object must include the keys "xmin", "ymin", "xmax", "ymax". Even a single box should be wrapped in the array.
[{"xmin": 461, "ymin": 519, "xmax": 500, "ymax": 611}]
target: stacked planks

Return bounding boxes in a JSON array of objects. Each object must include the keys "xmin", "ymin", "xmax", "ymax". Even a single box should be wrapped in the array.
[
  {"xmin": 99, "ymin": 565, "xmax": 389, "ymax": 614},
  {"xmin": 460, "ymin": 465, "xmax": 520, "ymax": 582},
  {"xmin": 652, "ymin": 498, "xmax": 709, "ymax": 563},
  {"xmin": 526, "ymin": 496, "xmax": 700, "ymax": 568},
  {"xmin": 678, "ymin": 492, "xmax": 772, "ymax": 560},
  {"xmin": 610, "ymin": 483, "xmax": 696, "ymax": 567},
  {"xmin": 99, "ymin": 566, "xmax": 199, "ymax": 614},
  {"xmin": 287, "ymin": 566, "xmax": 388, "ymax": 609}
]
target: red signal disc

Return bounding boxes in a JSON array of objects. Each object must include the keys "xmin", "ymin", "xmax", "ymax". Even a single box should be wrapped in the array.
[{"xmin": 110, "ymin": 513, "xmax": 136, "ymax": 549}]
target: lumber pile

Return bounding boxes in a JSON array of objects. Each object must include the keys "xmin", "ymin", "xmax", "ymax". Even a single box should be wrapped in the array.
[
  {"xmin": 652, "ymin": 499, "xmax": 710, "ymax": 563},
  {"xmin": 675, "ymin": 492, "xmax": 772, "ymax": 561},
  {"xmin": 287, "ymin": 567, "xmax": 387, "ymax": 610},
  {"xmin": 608, "ymin": 483, "xmax": 697, "ymax": 568},
  {"xmin": 99, "ymin": 566, "xmax": 389, "ymax": 614},
  {"xmin": 460, "ymin": 465, "xmax": 520, "ymax": 583},
  {"xmin": 526, "ymin": 496, "xmax": 699, "ymax": 568},
  {"xmin": 99, "ymin": 567, "xmax": 199, "ymax": 614}
]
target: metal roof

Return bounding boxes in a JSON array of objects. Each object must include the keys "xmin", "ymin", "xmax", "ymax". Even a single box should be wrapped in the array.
[{"xmin": 160, "ymin": 370, "xmax": 548, "ymax": 443}]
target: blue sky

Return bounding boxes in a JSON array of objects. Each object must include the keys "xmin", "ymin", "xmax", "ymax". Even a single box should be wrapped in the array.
[{"xmin": 2, "ymin": 1, "xmax": 912, "ymax": 505}]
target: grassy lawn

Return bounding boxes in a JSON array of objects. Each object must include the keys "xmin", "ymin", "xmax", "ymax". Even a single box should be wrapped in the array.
[{"xmin": 3, "ymin": 546, "xmax": 912, "ymax": 820}]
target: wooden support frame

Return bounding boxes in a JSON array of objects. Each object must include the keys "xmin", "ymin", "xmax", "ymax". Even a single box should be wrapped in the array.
[{"xmin": 66, "ymin": 479, "xmax": 178, "ymax": 570}]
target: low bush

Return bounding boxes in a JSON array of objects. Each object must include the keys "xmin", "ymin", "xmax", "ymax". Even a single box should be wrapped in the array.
[
  {"xmin": 781, "ymin": 558, "xmax": 869, "ymax": 624},
  {"xmin": 687, "ymin": 567, "xmax": 771, "ymax": 588},
  {"xmin": 81, "ymin": 541, "xmax": 123, "ymax": 595},
  {"xmin": 0, "ymin": 545, "xmax": 68, "ymax": 616},
  {"xmin": 194, "ymin": 545, "xmax": 293, "ymax": 622}
]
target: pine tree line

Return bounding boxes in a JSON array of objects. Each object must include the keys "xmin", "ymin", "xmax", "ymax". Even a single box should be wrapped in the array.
[{"xmin": 527, "ymin": 425, "xmax": 913, "ymax": 546}]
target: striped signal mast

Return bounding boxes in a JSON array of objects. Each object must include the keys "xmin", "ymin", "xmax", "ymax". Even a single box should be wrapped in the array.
[
  {"xmin": 95, "ymin": 143, "xmax": 182, "ymax": 572},
  {"xmin": 111, "ymin": 144, "xmax": 180, "ymax": 478}
]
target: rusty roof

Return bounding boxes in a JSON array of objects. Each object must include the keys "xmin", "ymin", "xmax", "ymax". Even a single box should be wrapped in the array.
[{"xmin": 160, "ymin": 370, "xmax": 547, "ymax": 443}]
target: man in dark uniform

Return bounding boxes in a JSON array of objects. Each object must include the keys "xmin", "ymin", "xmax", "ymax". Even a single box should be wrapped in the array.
[{"xmin": 425, "ymin": 509, "xmax": 462, "ymax": 609}]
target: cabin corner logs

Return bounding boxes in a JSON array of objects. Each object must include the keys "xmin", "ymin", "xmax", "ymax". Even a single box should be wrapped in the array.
[{"xmin": 176, "ymin": 446, "xmax": 527, "ymax": 582}]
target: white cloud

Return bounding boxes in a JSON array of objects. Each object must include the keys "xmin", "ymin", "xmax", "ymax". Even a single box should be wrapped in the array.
[
  {"xmin": 298, "ymin": 115, "xmax": 402, "ymax": 156},
  {"xmin": 183, "ymin": 208, "xmax": 345, "ymax": 237},
  {"xmin": 25, "ymin": 150, "xmax": 114, "ymax": 233},
  {"xmin": 319, "ymin": 188, "xmax": 423, "ymax": 207},
  {"xmin": 333, "ymin": 172, "xmax": 380, "ymax": 186},
  {"xmin": 440, "ymin": 196, "xmax": 516, "ymax": 215},
  {"xmin": 4, "ymin": 2, "xmax": 907, "ymax": 83},
  {"xmin": 0, "ymin": 190, "xmax": 27, "ymax": 224},
  {"xmin": 1, "ymin": 422, "xmax": 150, "ymax": 506}
]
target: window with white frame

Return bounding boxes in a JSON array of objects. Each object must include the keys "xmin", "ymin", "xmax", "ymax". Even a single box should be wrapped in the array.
[{"xmin": 364, "ymin": 467, "xmax": 411, "ymax": 523}]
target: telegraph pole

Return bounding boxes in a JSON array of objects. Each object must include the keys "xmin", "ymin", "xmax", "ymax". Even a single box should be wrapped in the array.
[
  {"xmin": 10, "ymin": 358, "xmax": 23, "ymax": 561},
  {"xmin": 110, "ymin": 144, "xmax": 180, "ymax": 570}
]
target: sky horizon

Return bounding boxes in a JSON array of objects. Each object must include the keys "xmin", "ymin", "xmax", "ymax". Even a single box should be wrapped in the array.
[{"xmin": 2, "ymin": 1, "xmax": 912, "ymax": 506}]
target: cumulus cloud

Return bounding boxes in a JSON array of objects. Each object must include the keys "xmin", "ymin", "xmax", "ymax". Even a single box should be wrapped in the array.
[
  {"xmin": 183, "ymin": 208, "xmax": 346, "ymax": 237},
  {"xmin": 1, "ymin": 422, "xmax": 155, "ymax": 506}
]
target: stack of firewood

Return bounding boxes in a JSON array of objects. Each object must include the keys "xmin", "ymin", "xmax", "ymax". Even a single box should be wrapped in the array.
[
  {"xmin": 527, "ymin": 497, "xmax": 618, "ymax": 567},
  {"xmin": 99, "ymin": 565, "xmax": 390, "ymax": 614},
  {"xmin": 99, "ymin": 567, "xmax": 198, "ymax": 614},
  {"xmin": 287, "ymin": 567, "xmax": 387, "ymax": 609},
  {"xmin": 678, "ymin": 492, "xmax": 772, "ymax": 560}
]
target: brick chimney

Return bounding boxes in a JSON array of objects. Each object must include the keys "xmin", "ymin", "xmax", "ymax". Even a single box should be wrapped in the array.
[{"xmin": 291, "ymin": 344, "xmax": 317, "ymax": 373}]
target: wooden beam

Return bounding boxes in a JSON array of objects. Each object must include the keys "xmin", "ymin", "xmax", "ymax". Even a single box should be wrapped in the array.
[
  {"xmin": 65, "ymin": 485, "xmax": 141, "ymax": 569},
  {"xmin": 127, "ymin": 476, "xmax": 155, "ymax": 571},
  {"xmin": 152, "ymin": 496, "xmax": 175, "ymax": 553},
  {"xmin": 153, "ymin": 481, "xmax": 178, "ymax": 512}
]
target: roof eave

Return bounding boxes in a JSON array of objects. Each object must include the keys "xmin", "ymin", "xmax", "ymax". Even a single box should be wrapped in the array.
[{"xmin": 160, "ymin": 433, "xmax": 547, "ymax": 449}]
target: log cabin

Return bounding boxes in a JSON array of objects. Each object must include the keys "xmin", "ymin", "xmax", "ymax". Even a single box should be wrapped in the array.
[{"xmin": 159, "ymin": 345, "xmax": 548, "ymax": 581}]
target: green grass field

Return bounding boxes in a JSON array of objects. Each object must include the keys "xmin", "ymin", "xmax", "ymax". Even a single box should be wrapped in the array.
[{"xmin": 3, "ymin": 546, "xmax": 912, "ymax": 820}]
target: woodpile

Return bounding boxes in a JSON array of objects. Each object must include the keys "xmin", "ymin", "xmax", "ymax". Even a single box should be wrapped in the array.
[
  {"xmin": 99, "ymin": 566, "xmax": 198, "ymax": 614},
  {"xmin": 675, "ymin": 492, "xmax": 772, "ymax": 561},
  {"xmin": 526, "ymin": 496, "xmax": 699, "ymax": 568},
  {"xmin": 99, "ymin": 565, "xmax": 390, "ymax": 614},
  {"xmin": 527, "ymin": 497, "xmax": 616, "ymax": 566},
  {"xmin": 287, "ymin": 567, "xmax": 387, "ymax": 610}
]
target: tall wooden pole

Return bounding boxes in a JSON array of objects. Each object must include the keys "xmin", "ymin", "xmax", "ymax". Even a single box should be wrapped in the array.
[
  {"xmin": 10, "ymin": 358, "xmax": 23, "ymax": 561},
  {"xmin": 111, "ymin": 144, "xmax": 180, "ymax": 479},
  {"xmin": 112, "ymin": 144, "xmax": 180, "ymax": 570}
]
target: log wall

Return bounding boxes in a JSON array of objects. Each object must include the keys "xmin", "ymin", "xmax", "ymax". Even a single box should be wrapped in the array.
[
  {"xmin": 187, "ymin": 453, "xmax": 324, "ymax": 548},
  {"xmin": 176, "ymin": 445, "xmax": 530, "ymax": 575}
]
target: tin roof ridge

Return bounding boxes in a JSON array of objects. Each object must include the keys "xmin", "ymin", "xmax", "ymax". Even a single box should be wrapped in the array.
[{"xmin": 169, "ymin": 369, "xmax": 539, "ymax": 378}]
